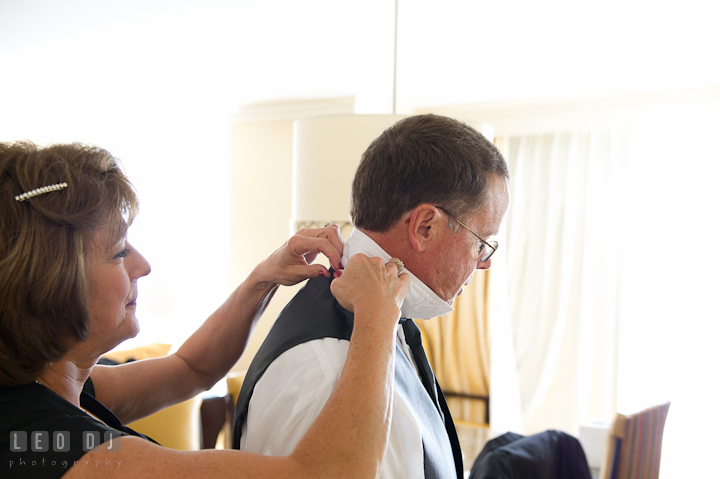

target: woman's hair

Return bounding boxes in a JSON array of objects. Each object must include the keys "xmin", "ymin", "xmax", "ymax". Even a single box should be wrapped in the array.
[{"xmin": 0, "ymin": 142, "xmax": 138, "ymax": 386}]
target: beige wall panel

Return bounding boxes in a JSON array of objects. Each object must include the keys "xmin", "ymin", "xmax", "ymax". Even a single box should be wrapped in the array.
[{"xmin": 230, "ymin": 119, "xmax": 300, "ymax": 372}]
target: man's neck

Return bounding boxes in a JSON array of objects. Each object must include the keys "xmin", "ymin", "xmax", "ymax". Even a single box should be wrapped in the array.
[
  {"xmin": 360, "ymin": 226, "xmax": 432, "ymax": 292},
  {"xmin": 343, "ymin": 228, "xmax": 453, "ymax": 320}
]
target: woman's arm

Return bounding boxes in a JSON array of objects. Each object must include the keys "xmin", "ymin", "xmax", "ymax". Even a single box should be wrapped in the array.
[
  {"xmin": 91, "ymin": 226, "xmax": 345, "ymax": 424},
  {"xmin": 67, "ymin": 256, "xmax": 409, "ymax": 479}
]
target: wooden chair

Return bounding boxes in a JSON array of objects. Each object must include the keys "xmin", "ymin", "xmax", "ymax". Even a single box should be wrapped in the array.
[
  {"xmin": 210, "ymin": 371, "xmax": 247, "ymax": 449},
  {"xmin": 601, "ymin": 402, "xmax": 671, "ymax": 479}
]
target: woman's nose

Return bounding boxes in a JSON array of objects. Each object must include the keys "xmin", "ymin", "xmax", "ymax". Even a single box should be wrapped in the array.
[{"xmin": 126, "ymin": 243, "xmax": 151, "ymax": 279}]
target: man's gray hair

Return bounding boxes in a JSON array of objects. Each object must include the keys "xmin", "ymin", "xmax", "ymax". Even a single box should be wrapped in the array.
[{"xmin": 350, "ymin": 114, "xmax": 509, "ymax": 232}]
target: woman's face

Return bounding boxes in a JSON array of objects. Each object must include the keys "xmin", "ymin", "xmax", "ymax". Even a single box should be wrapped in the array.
[{"xmin": 86, "ymin": 228, "xmax": 151, "ymax": 351}]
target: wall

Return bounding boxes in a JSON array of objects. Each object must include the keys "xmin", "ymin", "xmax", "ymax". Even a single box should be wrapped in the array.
[
  {"xmin": 229, "ymin": 98, "xmax": 356, "ymax": 371},
  {"xmin": 230, "ymin": 118, "xmax": 298, "ymax": 372}
]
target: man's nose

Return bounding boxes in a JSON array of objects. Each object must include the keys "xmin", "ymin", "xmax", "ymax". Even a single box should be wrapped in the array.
[{"xmin": 477, "ymin": 257, "xmax": 492, "ymax": 270}]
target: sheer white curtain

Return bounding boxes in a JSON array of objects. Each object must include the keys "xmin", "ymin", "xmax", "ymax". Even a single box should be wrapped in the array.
[
  {"xmin": 616, "ymin": 112, "xmax": 720, "ymax": 478},
  {"xmin": 497, "ymin": 96, "xmax": 720, "ymax": 477},
  {"xmin": 502, "ymin": 130, "xmax": 625, "ymax": 435}
]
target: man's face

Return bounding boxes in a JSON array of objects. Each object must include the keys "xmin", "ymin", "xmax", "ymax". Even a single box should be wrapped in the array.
[{"xmin": 427, "ymin": 175, "xmax": 510, "ymax": 305}]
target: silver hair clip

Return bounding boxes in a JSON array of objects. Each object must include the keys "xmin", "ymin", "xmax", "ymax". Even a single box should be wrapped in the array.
[{"xmin": 15, "ymin": 182, "xmax": 68, "ymax": 202}]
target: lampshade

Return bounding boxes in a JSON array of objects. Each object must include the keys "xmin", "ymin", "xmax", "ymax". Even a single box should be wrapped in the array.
[
  {"xmin": 291, "ymin": 114, "xmax": 405, "ymax": 236},
  {"xmin": 291, "ymin": 114, "xmax": 495, "ymax": 237}
]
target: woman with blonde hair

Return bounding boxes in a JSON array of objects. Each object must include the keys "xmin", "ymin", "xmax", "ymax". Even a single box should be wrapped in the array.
[{"xmin": 0, "ymin": 141, "xmax": 409, "ymax": 479}]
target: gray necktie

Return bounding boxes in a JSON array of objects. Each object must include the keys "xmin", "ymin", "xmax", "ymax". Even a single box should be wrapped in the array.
[{"xmin": 399, "ymin": 318, "xmax": 460, "ymax": 478}]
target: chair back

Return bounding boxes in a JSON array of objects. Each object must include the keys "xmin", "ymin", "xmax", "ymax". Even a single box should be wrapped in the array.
[
  {"xmin": 127, "ymin": 396, "xmax": 202, "ymax": 450},
  {"xmin": 601, "ymin": 402, "xmax": 671, "ymax": 479},
  {"xmin": 102, "ymin": 343, "xmax": 202, "ymax": 450}
]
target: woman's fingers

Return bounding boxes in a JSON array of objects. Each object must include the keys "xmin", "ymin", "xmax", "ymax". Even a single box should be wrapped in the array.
[
  {"xmin": 257, "ymin": 226, "xmax": 345, "ymax": 287},
  {"xmin": 286, "ymin": 234, "xmax": 343, "ymax": 271},
  {"xmin": 330, "ymin": 255, "xmax": 409, "ymax": 316},
  {"xmin": 297, "ymin": 224, "xmax": 344, "ymax": 260}
]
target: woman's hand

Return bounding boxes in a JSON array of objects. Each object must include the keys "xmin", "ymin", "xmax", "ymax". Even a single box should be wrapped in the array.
[
  {"xmin": 330, "ymin": 254, "xmax": 410, "ymax": 321},
  {"xmin": 254, "ymin": 225, "xmax": 345, "ymax": 287}
]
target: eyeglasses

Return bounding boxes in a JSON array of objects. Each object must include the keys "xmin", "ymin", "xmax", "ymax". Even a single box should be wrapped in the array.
[{"xmin": 436, "ymin": 207, "xmax": 498, "ymax": 262}]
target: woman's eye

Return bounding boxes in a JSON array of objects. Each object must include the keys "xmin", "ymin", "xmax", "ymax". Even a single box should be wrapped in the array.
[{"xmin": 116, "ymin": 248, "xmax": 131, "ymax": 259}]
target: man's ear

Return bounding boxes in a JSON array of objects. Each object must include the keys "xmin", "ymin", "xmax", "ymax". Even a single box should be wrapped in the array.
[{"xmin": 406, "ymin": 204, "xmax": 442, "ymax": 253}]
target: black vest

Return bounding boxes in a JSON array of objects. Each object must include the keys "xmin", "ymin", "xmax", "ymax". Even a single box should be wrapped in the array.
[{"xmin": 232, "ymin": 274, "xmax": 463, "ymax": 479}]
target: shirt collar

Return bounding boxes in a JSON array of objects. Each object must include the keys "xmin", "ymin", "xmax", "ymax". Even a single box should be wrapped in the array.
[{"xmin": 341, "ymin": 228, "xmax": 454, "ymax": 320}]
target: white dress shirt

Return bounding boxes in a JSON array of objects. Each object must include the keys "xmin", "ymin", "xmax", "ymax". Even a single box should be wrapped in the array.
[{"xmin": 241, "ymin": 229, "xmax": 454, "ymax": 479}]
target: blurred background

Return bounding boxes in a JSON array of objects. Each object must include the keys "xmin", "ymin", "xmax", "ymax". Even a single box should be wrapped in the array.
[{"xmin": 2, "ymin": 1, "xmax": 719, "ymax": 476}]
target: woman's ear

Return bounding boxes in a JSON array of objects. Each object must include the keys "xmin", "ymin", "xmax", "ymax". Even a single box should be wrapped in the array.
[{"xmin": 406, "ymin": 204, "xmax": 442, "ymax": 253}]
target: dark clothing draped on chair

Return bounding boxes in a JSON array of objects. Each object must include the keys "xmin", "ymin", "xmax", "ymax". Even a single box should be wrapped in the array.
[{"xmin": 469, "ymin": 430, "xmax": 592, "ymax": 479}]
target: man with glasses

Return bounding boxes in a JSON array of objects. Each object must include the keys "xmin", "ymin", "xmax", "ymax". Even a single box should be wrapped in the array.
[{"xmin": 233, "ymin": 114, "xmax": 510, "ymax": 479}]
